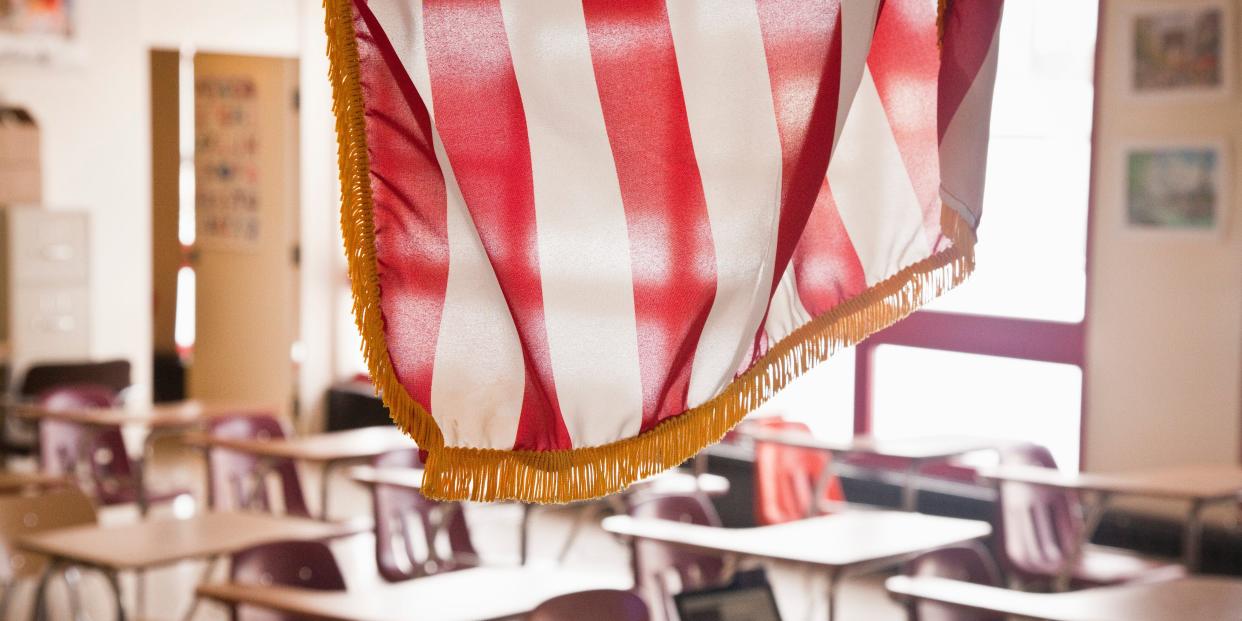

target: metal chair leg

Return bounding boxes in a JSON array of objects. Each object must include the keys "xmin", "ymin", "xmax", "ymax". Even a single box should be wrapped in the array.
[
  {"xmin": 31, "ymin": 558, "xmax": 63, "ymax": 621},
  {"xmin": 180, "ymin": 555, "xmax": 220, "ymax": 621},
  {"xmin": 105, "ymin": 570, "xmax": 126, "ymax": 621},
  {"xmin": 62, "ymin": 566, "xmax": 87, "ymax": 621}
]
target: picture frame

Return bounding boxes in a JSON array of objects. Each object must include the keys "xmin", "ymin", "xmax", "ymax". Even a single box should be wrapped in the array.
[
  {"xmin": 1121, "ymin": 0, "xmax": 1236, "ymax": 100},
  {"xmin": 0, "ymin": 0, "xmax": 82, "ymax": 65},
  {"xmin": 1121, "ymin": 139, "xmax": 1231, "ymax": 237}
]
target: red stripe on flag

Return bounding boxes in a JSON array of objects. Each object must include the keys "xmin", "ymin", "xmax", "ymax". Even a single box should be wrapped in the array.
[
  {"xmin": 938, "ymin": 0, "xmax": 1004, "ymax": 141},
  {"xmin": 352, "ymin": 0, "xmax": 449, "ymax": 410},
  {"xmin": 422, "ymin": 0, "xmax": 571, "ymax": 451},
  {"xmin": 582, "ymin": 0, "xmax": 718, "ymax": 432},
  {"xmin": 868, "ymin": 0, "xmax": 943, "ymax": 242},
  {"xmin": 755, "ymin": 0, "xmax": 853, "ymax": 296},
  {"xmin": 794, "ymin": 179, "xmax": 867, "ymax": 313}
]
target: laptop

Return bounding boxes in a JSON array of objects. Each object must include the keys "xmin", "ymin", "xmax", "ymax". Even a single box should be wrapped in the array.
[{"xmin": 673, "ymin": 578, "xmax": 783, "ymax": 621}]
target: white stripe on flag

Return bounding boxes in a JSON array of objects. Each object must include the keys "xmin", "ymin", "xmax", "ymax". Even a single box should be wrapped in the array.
[
  {"xmin": 834, "ymin": 0, "xmax": 882, "ymax": 148},
  {"xmin": 499, "ymin": 0, "xmax": 645, "ymax": 447},
  {"xmin": 939, "ymin": 17, "xmax": 1002, "ymax": 229},
  {"xmin": 667, "ymin": 0, "xmax": 786, "ymax": 408},
  {"xmin": 763, "ymin": 263, "xmax": 814, "ymax": 345},
  {"xmin": 829, "ymin": 68, "xmax": 932, "ymax": 285},
  {"xmin": 372, "ymin": 0, "xmax": 529, "ymax": 449}
]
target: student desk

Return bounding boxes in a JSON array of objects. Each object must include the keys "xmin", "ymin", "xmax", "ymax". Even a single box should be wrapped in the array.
[
  {"xmin": 14, "ymin": 399, "xmax": 272, "ymax": 512},
  {"xmin": 16, "ymin": 511, "xmax": 357, "ymax": 621},
  {"xmin": 979, "ymin": 463, "xmax": 1242, "ymax": 578},
  {"xmin": 602, "ymin": 510, "xmax": 991, "ymax": 620},
  {"xmin": 185, "ymin": 426, "xmax": 414, "ymax": 519},
  {"xmin": 0, "ymin": 470, "xmax": 71, "ymax": 493},
  {"xmin": 886, "ymin": 575, "xmax": 1242, "ymax": 621},
  {"xmin": 12, "ymin": 399, "xmax": 272, "ymax": 429},
  {"xmin": 198, "ymin": 565, "xmax": 629, "ymax": 621},
  {"xmin": 741, "ymin": 430, "xmax": 1000, "ymax": 512},
  {"xmin": 351, "ymin": 466, "xmax": 729, "ymax": 565}
]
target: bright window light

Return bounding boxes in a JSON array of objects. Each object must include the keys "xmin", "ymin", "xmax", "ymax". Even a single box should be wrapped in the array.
[
  {"xmin": 872, "ymin": 345, "xmax": 1082, "ymax": 471},
  {"xmin": 754, "ymin": 347, "xmax": 855, "ymax": 442},
  {"xmin": 927, "ymin": 0, "xmax": 1098, "ymax": 322},
  {"xmin": 175, "ymin": 266, "xmax": 196, "ymax": 352},
  {"xmin": 178, "ymin": 47, "xmax": 197, "ymax": 246}
]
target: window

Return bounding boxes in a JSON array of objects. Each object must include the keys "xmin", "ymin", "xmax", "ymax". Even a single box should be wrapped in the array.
[
  {"xmin": 767, "ymin": 3, "xmax": 1097, "ymax": 470},
  {"xmin": 871, "ymin": 346, "xmax": 1083, "ymax": 470},
  {"xmin": 860, "ymin": 0, "xmax": 1098, "ymax": 471}
]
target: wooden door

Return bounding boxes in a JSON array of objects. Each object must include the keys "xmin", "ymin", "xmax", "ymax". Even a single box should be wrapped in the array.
[{"xmin": 189, "ymin": 53, "xmax": 299, "ymax": 415}]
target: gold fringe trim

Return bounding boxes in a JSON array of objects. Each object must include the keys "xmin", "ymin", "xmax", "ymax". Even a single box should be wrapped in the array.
[
  {"xmin": 937, "ymin": 0, "xmax": 949, "ymax": 48},
  {"xmin": 325, "ymin": 0, "xmax": 444, "ymax": 453},
  {"xmin": 325, "ymin": 0, "xmax": 978, "ymax": 504}
]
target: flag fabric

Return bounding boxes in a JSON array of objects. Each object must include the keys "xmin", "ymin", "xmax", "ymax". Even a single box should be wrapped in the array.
[{"xmin": 326, "ymin": 0, "xmax": 1003, "ymax": 503}]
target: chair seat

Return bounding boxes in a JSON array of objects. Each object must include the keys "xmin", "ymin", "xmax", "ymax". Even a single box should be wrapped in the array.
[
  {"xmin": 1014, "ymin": 544, "xmax": 1185, "ymax": 588},
  {"xmin": 96, "ymin": 481, "xmax": 191, "ymax": 507},
  {"xmin": 1068, "ymin": 544, "xmax": 1186, "ymax": 588}
]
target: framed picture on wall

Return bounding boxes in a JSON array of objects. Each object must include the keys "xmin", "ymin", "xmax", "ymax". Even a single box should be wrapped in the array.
[
  {"xmin": 1122, "ymin": 0, "xmax": 1235, "ymax": 99},
  {"xmin": 1122, "ymin": 140, "xmax": 1231, "ymax": 236},
  {"xmin": 0, "ymin": 0, "xmax": 80, "ymax": 64}
]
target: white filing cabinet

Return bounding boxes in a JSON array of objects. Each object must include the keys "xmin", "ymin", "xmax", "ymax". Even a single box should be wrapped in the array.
[{"xmin": 0, "ymin": 206, "xmax": 91, "ymax": 387}]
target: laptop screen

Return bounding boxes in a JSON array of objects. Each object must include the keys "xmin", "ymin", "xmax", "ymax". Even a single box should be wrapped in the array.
[{"xmin": 673, "ymin": 582, "xmax": 783, "ymax": 621}]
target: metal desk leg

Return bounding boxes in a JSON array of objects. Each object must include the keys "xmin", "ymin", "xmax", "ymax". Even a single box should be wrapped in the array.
[
  {"xmin": 1183, "ymin": 499, "xmax": 1206, "ymax": 571},
  {"xmin": 1055, "ymin": 490, "xmax": 1110, "ymax": 592},
  {"xmin": 825, "ymin": 569, "xmax": 842, "ymax": 621},
  {"xmin": 319, "ymin": 459, "xmax": 342, "ymax": 520},
  {"xmin": 901, "ymin": 460, "xmax": 923, "ymax": 512},
  {"xmin": 520, "ymin": 504, "xmax": 533, "ymax": 565},
  {"xmin": 181, "ymin": 555, "xmax": 220, "ymax": 621}
]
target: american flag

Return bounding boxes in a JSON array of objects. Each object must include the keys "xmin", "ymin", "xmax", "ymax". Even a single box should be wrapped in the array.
[{"xmin": 327, "ymin": 0, "xmax": 1003, "ymax": 502}]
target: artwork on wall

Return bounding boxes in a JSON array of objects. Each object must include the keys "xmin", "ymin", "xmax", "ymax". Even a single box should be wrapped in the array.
[
  {"xmin": 1123, "ymin": 0, "xmax": 1236, "ymax": 99},
  {"xmin": 0, "ymin": 0, "xmax": 79, "ymax": 63},
  {"xmin": 195, "ymin": 75, "xmax": 262, "ymax": 251},
  {"xmin": 1123, "ymin": 140, "xmax": 1230, "ymax": 235}
]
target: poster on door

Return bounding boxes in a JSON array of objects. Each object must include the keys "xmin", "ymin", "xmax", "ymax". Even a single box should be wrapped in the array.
[{"xmin": 195, "ymin": 75, "xmax": 261, "ymax": 251}]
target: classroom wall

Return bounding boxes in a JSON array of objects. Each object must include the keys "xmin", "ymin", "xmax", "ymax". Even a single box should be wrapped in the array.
[
  {"xmin": 1086, "ymin": 1, "xmax": 1242, "ymax": 472},
  {"xmin": 0, "ymin": 0, "xmax": 338, "ymax": 414}
]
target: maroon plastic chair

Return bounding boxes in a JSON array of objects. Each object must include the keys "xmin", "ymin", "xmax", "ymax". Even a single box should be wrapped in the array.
[
  {"xmin": 752, "ymin": 417, "xmax": 845, "ymax": 524},
  {"xmin": 372, "ymin": 449, "xmax": 477, "ymax": 581},
  {"xmin": 996, "ymin": 444, "xmax": 1184, "ymax": 589},
  {"xmin": 625, "ymin": 494, "xmax": 728, "ymax": 621},
  {"xmin": 530, "ymin": 589, "xmax": 650, "ymax": 621},
  {"xmin": 4, "ymin": 360, "xmax": 131, "ymax": 459},
  {"xmin": 902, "ymin": 545, "xmax": 1004, "ymax": 621},
  {"xmin": 37, "ymin": 386, "xmax": 187, "ymax": 507},
  {"xmin": 229, "ymin": 540, "xmax": 346, "ymax": 621},
  {"xmin": 206, "ymin": 414, "xmax": 311, "ymax": 517}
]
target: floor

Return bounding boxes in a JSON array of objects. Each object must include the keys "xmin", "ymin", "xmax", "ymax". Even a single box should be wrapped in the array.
[{"xmin": 8, "ymin": 438, "xmax": 907, "ymax": 621}]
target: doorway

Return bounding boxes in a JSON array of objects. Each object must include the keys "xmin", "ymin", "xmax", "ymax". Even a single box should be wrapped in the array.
[{"xmin": 150, "ymin": 49, "xmax": 301, "ymax": 417}]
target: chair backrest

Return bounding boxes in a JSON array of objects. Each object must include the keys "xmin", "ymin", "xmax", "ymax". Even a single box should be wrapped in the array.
[
  {"xmin": 230, "ymin": 540, "xmax": 346, "ymax": 621},
  {"xmin": 530, "ymin": 589, "xmax": 650, "ymax": 621},
  {"xmin": 36, "ymin": 384, "xmax": 118, "ymax": 410},
  {"xmin": 904, "ymin": 545, "xmax": 1004, "ymax": 621},
  {"xmin": 0, "ymin": 488, "xmax": 97, "ymax": 583},
  {"xmin": 995, "ymin": 444, "xmax": 1082, "ymax": 581},
  {"xmin": 752, "ymin": 417, "xmax": 844, "ymax": 525},
  {"xmin": 626, "ymin": 493, "xmax": 726, "ymax": 621},
  {"xmin": 206, "ymin": 414, "xmax": 310, "ymax": 517},
  {"xmin": 19, "ymin": 360, "xmax": 131, "ymax": 398},
  {"xmin": 372, "ymin": 449, "xmax": 476, "ymax": 582},
  {"xmin": 36, "ymin": 386, "xmax": 136, "ymax": 503}
]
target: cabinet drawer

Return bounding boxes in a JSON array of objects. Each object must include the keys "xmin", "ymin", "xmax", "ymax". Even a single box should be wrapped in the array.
[
  {"xmin": 11, "ymin": 285, "xmax": 90, "ymax": 361},
  {"xmin": 9, "ymin": 210, "xmax": 88, "ymax": 285}
]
